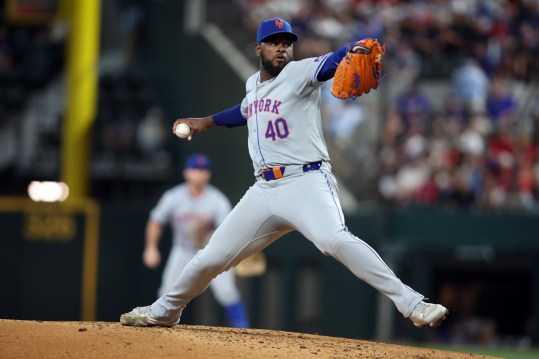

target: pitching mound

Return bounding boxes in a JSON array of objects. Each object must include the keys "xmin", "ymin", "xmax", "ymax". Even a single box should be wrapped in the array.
[{"xmin": 1, "ymin": 319, "xmax": 498, "ymax": 358}]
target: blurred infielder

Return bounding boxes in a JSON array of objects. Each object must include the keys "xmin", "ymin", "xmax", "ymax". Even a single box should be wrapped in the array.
[
  {"xmin": 122, "ymin": 18, "xmax": 448, "ymax": 328},
  {"xmin": 142, "ymin": 153, "xmax": 249, "ymax": 328}
]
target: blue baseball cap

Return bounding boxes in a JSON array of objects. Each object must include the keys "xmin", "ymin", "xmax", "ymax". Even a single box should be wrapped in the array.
[
  {"xmin": 184, "ymin": 153, "xmax": 211, "ymax": 170},
  {"xmin": 257, "ymin": 18, "xmax": 298, "ymax": 44}
]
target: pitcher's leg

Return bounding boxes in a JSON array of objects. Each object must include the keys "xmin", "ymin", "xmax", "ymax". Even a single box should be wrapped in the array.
[
  {"xmin": 278, "ymin": 172, "xmax": 423, "ymax": 317},
  {"xmin": 157, "ymin": 247, "xmax": 193, "ymax": 298},
  {"xmin": 326, "ymin": 229, "xmax": 422, "ymax": 316},
  {"xmin": 150, "ymin": 186, "xmax": 291, "ymax": 323},
  {"xmin": 151, "ymin": 227, "xmax": 289, "ymax": 322}
]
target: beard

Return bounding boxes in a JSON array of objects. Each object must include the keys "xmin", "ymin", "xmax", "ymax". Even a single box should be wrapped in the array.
[{"xmin": 260, "ymin": 52, "xmax": 289, "ymax": 77}]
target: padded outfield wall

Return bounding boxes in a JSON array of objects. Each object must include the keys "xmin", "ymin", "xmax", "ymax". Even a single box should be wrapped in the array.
[{"xmin": 1, "ymin": 199, "xmax": 538, "ymax": 343}]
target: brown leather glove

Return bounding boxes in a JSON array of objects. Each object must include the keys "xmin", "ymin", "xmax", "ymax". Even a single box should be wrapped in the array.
[{"xmin": 331, "ymin": 38, "xmax": 385, "ymax": 99}]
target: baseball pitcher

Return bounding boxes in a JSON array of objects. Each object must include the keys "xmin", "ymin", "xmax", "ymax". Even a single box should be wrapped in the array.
[{"xmin": 121, "ymin": 18, "xmax": 448, "ymax": 329}]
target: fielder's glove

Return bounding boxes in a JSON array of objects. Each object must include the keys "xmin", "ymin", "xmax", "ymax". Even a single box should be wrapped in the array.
[
  {"xmin": 234, "ymin": 252, "xmax": 267, "ymax": 277},
  {"xmin": 330, "ymin": 38, "xmax": 385, "ymax": 99}
]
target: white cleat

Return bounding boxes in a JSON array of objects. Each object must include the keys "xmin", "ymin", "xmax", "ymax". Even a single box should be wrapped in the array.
[
  {"xmin": 120, "ymin": 306, "xmax": 179, "ymax": 327},
  {"xmin": 408, "ymin": 301, "xmax": 448, "ymax": 328}
]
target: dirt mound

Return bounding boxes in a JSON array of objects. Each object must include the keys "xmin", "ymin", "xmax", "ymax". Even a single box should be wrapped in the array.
[{"xmin": 0, "ymin": 319, "xmax": 498, "ymax": 358}]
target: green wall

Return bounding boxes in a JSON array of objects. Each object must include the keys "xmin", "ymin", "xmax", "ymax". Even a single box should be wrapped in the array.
[{"xmin": 3, "ymin": 203, "xmax": 539, "ymax": 342}]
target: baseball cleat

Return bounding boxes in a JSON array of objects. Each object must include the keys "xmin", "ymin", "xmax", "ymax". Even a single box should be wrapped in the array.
[
  {"xmin": 408, "ymin": 301, "xmax": 448, "ymax": 328},
  {"xmin": 120, "ymin": 306, "xmax": 179, "ymax": 327}
]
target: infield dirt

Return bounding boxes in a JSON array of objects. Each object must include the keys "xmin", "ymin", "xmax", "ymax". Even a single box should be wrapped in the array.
[{"xmin": 0, "ymin": 319, "xmax": 499, "ymax": 358}]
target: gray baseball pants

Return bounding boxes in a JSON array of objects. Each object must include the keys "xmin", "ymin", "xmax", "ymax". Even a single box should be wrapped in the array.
[{"xmin": 150, "ymin": 166, "xmax": 423, "ymax": 322}]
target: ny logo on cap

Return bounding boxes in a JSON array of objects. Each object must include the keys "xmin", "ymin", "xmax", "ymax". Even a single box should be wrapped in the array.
[{"xmin": 275, "ymin": 19, "xmax": 284, "ymax": 28}]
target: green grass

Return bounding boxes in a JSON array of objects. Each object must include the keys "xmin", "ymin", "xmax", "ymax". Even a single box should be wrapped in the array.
[{"xmin": 420, "ymin": 344, "xmax": 539, "ymax": 359}]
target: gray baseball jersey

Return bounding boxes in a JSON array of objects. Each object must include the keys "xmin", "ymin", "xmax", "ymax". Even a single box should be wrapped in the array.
[
  {"xmin": 150, "ymin": 183, "xmax": 231, "ymax": 251},
  {"xmin": 241, "ymin": 56, "xmax": 331, "ymax": 176},
  {"xmin": 149, "ymin": 54, "xmax": 425, "ymax": 324}
]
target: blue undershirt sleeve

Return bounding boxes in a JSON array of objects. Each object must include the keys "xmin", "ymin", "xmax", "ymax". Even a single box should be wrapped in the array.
[
  {"xmin": 316, "ymin": 43, "xmax": 352, "ymax": 82},
  {"xmin": 212, "ymin": 103, "xmax": 247, "ymax": 128}
]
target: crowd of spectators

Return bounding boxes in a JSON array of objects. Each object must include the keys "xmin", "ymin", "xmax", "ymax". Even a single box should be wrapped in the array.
[
  {"xmin": 377, "ymin": 79, "xmax": 538, "ymax": 212},
  {"xmin": 93, "ymin": 73, "xmax": 170, "ymax": 166},
  {"xmin": 238, "ymin": 0, "xmax": 539, "ymax": 81},
  {"xmin": 235, "ymin": 0, "xmax": 539, "ymax": 212},
  {"xmin": 3, "ymin": 0, "xmax": 538, "ymax": 209},
  {"xmin": 0, "ymin": 3, "xmax": 171, "ymax": 197}
]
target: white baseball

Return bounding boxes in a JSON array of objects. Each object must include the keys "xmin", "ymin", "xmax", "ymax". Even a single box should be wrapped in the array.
[{"xmin": 175, "ymin": 123, "xmax": 191, "ymax": 138}]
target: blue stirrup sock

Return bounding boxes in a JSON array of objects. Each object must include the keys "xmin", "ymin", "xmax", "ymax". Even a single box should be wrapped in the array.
[{"xmin": 224, "ymin": 300, "xmax": 250, "ymax": 328}]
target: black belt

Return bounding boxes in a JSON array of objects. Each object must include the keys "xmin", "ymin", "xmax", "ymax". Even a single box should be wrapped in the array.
[{"xmin": 260, "ymin": 161, "xmax": 322, "ymax": 181}]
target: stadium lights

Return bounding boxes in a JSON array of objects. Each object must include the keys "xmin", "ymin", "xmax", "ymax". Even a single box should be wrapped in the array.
[{"xmin": 27, "ymin": 181, "xmax": 70, "ymax": 202}]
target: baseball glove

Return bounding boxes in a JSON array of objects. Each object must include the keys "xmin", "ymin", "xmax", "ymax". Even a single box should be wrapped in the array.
[
  {"xmin": 234, "ymin": 252, "xmax": 267, "ymax": 277},
  {"xmin": 330, "ymin": 38, "xmax": 385, "ymax": 99}
]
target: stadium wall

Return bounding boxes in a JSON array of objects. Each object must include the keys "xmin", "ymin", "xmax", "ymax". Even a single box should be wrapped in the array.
[{"xmin": 2, "ymin": 200, "xmax": 538, "ymax": 343}]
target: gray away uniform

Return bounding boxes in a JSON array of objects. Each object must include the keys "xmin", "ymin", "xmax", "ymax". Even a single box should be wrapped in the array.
[{"xmin": 150, "ymin": 55, "xmax": 424, "ymax": 322}]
